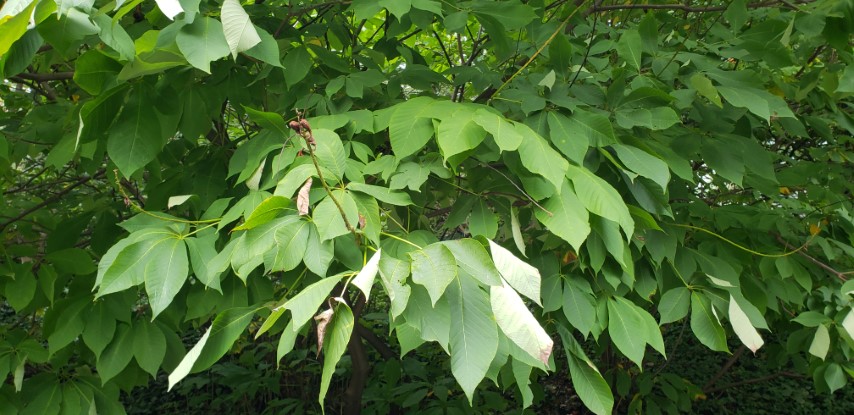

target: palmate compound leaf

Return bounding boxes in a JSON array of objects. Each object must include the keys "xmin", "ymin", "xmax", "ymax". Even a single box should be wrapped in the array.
[
  {"xmin": 490, "ymin": 281, "xmax": 553, "ymax": 367},
  {"xmin": 447, "ymin": 273, "xmax": 499, "ymax": 404},
  {"xmin": 95, "ymin": 227, "xmax": 180, "ymax": 298}
]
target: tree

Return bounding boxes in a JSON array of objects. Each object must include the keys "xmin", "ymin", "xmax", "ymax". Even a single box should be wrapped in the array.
[{"xmin": 0, "ymin": 0, "xmax": 852, "ymax": 413}]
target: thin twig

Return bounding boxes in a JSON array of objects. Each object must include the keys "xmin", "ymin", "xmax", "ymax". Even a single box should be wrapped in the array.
[
  {"xmin": 776, "ymin": 234, "xmax": 848, "ymax": 281},
  {"xmin": 485, "ymin": 164, "xmax": 553, "ymax": 216},
  {"xmin": 0, "ymin": 169, "xmax": 106, "ymax": 232}
]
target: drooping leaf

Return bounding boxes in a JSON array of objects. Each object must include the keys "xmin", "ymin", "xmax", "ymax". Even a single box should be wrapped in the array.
[
  {"xmin": 690, "ymin": 292, "xmax": 728, "ymax": 352},
  {"xmin": 447, "ymin": 274, "xmax": 499, "ymax": 404},
  {"xmin": 616, "ymin": 29, "xmax": 642, "ymax": 71},
  {"xmin": 728, "ymin": 294, "xmax": 764, "ymax": 353},
  {"xmin": 144, "ymin": 237, "xmax": 189, "ymax": 317},
  {"xmin": 607, "ymin": 297, "xmax": 646, "ymax": 368},
  {"xmin": 658, "ymin": 287, "xmax": 690, "ymax": 325},
  {"xmin": 491, "ymin": 281, "xmax": 553, "ymax": 366},
  {"xmin": 168, "ymin": 326, "xmax": 211, "ymax": 390},
  {"xmin": 318, "ymin": 301, "xmax": 354, "ymax": 409},
  {"xmin": 611, "ymin": 144, "xmax": 670, "ymax": 191},
  {"xmin": 809, "ymin": 324, "xmax": 830, "ymax": 360},
  {"xmin": 488, "ymin": 239, "xmax": 541, "ymax": 305}
]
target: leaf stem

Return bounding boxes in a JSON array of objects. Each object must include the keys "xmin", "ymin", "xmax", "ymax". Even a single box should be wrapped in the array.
[{"xmin": 380, "ymin": 231, "xmax": 421, "ymax": 249}]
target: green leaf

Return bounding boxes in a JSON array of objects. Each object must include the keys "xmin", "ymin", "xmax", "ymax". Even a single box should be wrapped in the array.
[
  {"xmin": 515, "ymin": 122, "xmax": 568, "ymax": 194},
  {"xmin": 276, "ymin": 320, "xmax": 298, "ymax": 364},
  {"xmin": 403, "ymin": 286, "xmax": 451, "ymax": 351},
  {"xmin": 313, "ymin": 129, "xmax": 347, "ymax": 182},
  {"xmin": 547, "ymin": 112, "xmax": 588, "ymax": 164},
  {"xmin": 185, "ymin": 235, "xmax": 222, "ymax": 291},
  {"xmin": 567, "ymin": 109, "xmax": 617, "ymax": 148},
  {"xmin": 473, "ymin": 108, "xmax": 522, "ymax": 151},
  {"xmin": 73, "ymin": 49, "xmax": 121, "ymax": 95},
  {"xmin": 282, "ymin": 45, "xmax": 311, "ymax": 87},
  {"xmin": 83, "ymin": 302, "xmax": 117, "ymax": 359},
  {"xmin": 243, "ymin": 106, "xmax": 290, "ymax": 140},
  {"xmin": 658, "ymin": 287, "xmax": 690, "ymax": 324},
  {"xmin": 793, "ymin": 311, "xmax": 832, "ymax": 327},
  {"xmin": 283, "ymin": 275, "xmax": 344, "ymax": 332},
  {"xmin": 690, "ymin": 73, "xmax": 722, "ymax": 107},
  {"xmin": 352, "ymin": 249, "xmax": 381, "ymax": 301},
  {"xmin": 615, "ymin": 107, "xmax": 681, "ymax": 130},
  {"xmin": 558, "ymin": 326, "xmax": 613, "ymax": 415},
  {"xmin": 808, "ymin": 324, "xmax": 830, "ymax": 360},
  {"xmin": 132, "ymin": 319, "xmax": 167, "ymax": 376},
  {"xmin": 510, "ymin": 207, "xmax": 526, "ymax": 257},
  {"xmin": 144, "ymin": 237, "xmax": 189, "ymax": 318},
  {"xmin": 410, "ymin": 243, "xmax": 457, "ymax": 306},
  {"xmin": 266, "ymin": 219, "xmax": 310, "ymax": 272},
  {"xmin": 244, "ymin": 27, "xmax": 282, "ymax": 67},
  {"xmin": 91, "ymin": 14, "xmax": 134, "ymax": 62},
  {"xmin": 728, "ymin": 294, "xmax": 764, "ymax": 353},
  {"xmin": 717, "ymin": 86, "xmax": 796, "ymax": 123},
  {"xmin": 447, "ymin": 274, "xmax": 499, "ymax": 404},
  {"xmin": 221, "ymin": 0, "xmax": 261, "ymax": 58},
  {"xmin": 491, "ymin": 282, "xmax": 553, "ymax": 366},
  {"xmin": 824, "ymin": 363, "xmax": 847, "ymax": 393},
  {"xmin": 611, "ymin": 144, "xmax": 670, "ymax": 191},
  {"xmin": 97, "ymin": 323, "xmax": 135, "ymax": 384},
  {"xmin": 563, "ymin": 277, "xmax": 596, "ymax": 337},
  {"xmin": 469, "ymin": 198, "xmax": 498, "ymax": 239},
  {"xmin": 0, "ymin": 1, "xmax": 36, "ymax": 57},
  {"xmin": 318, "ymin": 301, "xmax": 354, "ymax": 409},
  {"xmin": 191, "ymin": 306, "xmax": 257, "ymax": 372},
  {"xmin": 176, "ymin": 17, "xmax": 230, "ymax": 73},
  {"xmin": 304, "ymin": 223, "xmax": 334, "ymax": 276},
  {"xmin": 690, "ymin": 292, "xmax": 728, "ymax": 352},
  {"xmin": 488, "ymin": 240, "xmax": 541, "ymax": 305},
  {"xmin": 347, "ymin": 182, "xmax": 413, "ymax": 206},
  {"xmin": 616, "ymin": 29, "xmax": 642, "ymax": 71},
  {"xmin": 437, "ymin": 110, "xmax": 487, "ymax": 161},
  {"xmin": 168, "ymin": 325, "xmax": 210, "ymax": 390},
  {"xmin": 233, "ymin": 196, "xmax": 291, "ymax": 231},
  {"xmin": 108, "ymin": 89, "xmax": 164, "ymax": 177},
  {"xmin": 607, "ymin": 297, "xmax": 646, "ymax": 368},
  {"xmin": 439, "ymin": 239, "xmax": 502, "ymax": 286},
  {"xmin": 389, "ymin": 97, "xmax": 435, "ymax": 158},
  {"xmin": 535, "ymin": 179, "xmax": 590, "ymax": 252},
  {"xmin": 378, "ymin": 254, "xmax": 411, "ymax": 319},
  {"xmin": 566, "ymin": 164, "xmax": 634, "ymax": 239},
  {"xmin": 312, "ymin": 190, "xmax": 358, "ymax": 241}
]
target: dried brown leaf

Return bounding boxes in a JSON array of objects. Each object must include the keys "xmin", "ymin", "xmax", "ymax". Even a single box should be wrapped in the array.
[
  {"xmin": 297, "ymin": 177, "xmax": 312, "ymax": 215},
  {"xmin": 313, "ymin": 307, "xmax": 334, "ymax": 357}
]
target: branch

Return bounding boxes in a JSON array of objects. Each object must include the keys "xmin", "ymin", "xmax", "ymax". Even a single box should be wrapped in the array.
[
  {"xmin": 0, "ymin": 169, "xmax": 106, "ymax": 233},
  {"xmin": 12, "ymin": 71, "xmax": 74, "ymax": 81},
  {"xmin": 592, "ymin": 0, "xmax": 812, "ymax": 13},
  {"xmin": 703, "ymin": 346, "xmax": 746, "ymax": 391},
  {"xmin": 776, "ymin": 234, "xmax": 848, "ymax": 281},
  {"xmin": 704, "ymin": 371, "xmax": 804, "ymax": 394},
  {"xmin": 291, "ymin": 117, "xmax": 361, "ymax": 245}
]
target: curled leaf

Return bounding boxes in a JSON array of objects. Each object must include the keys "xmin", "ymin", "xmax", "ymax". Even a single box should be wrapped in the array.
[
  {"xmin": 313, "ymin": 307, "xmax": 334, "ymax": 357},
  {"xmin": 297, "ymin": 177, "xmax": 312, "ymax": 215}
]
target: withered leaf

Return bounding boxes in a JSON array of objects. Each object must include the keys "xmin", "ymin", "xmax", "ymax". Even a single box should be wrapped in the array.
[
  {"xmin": 313, "ymin": 307, "xmax": 334, "ymax": 357},
  {"xmin": 297, "ymin": 177, "xmax": 313, "ymax": 215}
]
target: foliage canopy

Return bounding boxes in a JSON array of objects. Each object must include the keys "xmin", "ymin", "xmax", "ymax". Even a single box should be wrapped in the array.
[{"xmin": 1, "ymin": 0, "xmax": 853, "ymax": 413}]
